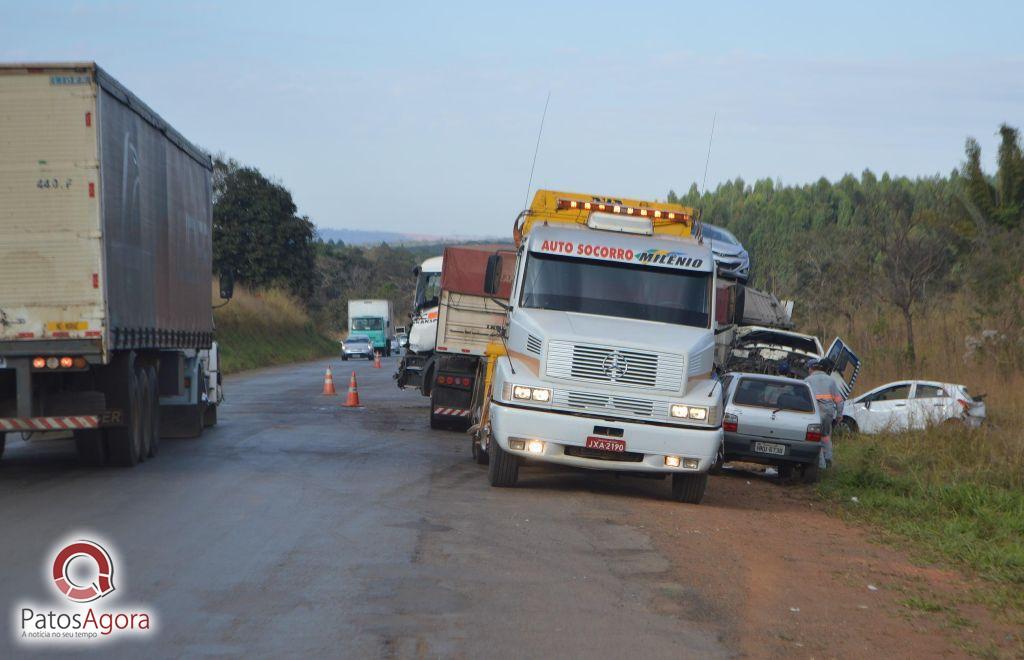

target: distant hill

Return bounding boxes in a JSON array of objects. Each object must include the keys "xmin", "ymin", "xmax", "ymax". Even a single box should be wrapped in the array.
[{"xmin": 316, "ymin": 227, "xmax": 499, "ymax": 246}]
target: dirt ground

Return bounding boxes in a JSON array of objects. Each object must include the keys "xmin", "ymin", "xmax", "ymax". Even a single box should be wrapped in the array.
[{"xmin": 636, "ymin": 464, "xmax": 1023, "ymax": 658}]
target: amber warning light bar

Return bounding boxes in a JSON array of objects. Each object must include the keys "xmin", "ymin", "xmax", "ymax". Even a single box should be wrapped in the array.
[{"xmin": 556, "ymin": 198, "xmax": 692, "ymax": 222}]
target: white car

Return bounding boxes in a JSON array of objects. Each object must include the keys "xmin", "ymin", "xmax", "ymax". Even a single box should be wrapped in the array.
[{"xmin": 839, "ymin": 380, "xmax": 986, "ymax": 434}]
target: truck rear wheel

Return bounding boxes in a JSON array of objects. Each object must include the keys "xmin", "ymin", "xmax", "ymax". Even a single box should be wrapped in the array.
[
  {"xmin": 487, "ymin": 439, "xmax": 518, "ymax": 487},
  {"xmin": 75, "ymin": 429, "xmax": 107, "ymax": 466},
  {"xmin": 107, "ymin": 366, "xmax": 143, "ymax": 467},
  {"xmin": 138, "ymin": 367, "xmax": 153, "ymax": 460},
  {"xmin": 670, "ymin": 473, "xmax": 707, "ymax": 504},
  {"xmin": 146, "ymin": 365, "xmax": 161, "ymax": 457}
]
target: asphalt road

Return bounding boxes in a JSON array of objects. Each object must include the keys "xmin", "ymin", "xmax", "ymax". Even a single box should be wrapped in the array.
[{"xmin": 0, "ymin": 357, "xmax": 729, "ymax": 658}]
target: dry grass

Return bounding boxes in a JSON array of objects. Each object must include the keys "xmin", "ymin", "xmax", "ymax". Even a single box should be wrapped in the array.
[
  {"xmin": 810, "ymin": 294, "xmax": 1024, "ymax": 614},
  {"xmin": 212, "ymin": 282, "xmax": 336, "ymax": 374}
]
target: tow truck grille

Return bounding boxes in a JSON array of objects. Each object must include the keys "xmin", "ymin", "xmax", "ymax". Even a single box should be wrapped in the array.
[
  {"xmin": 547, "ymin": 340, "xmax": 684, "ymax": 391},
  {"xmin": 553, "ymin": 390, "xmax": 662, "ymax": 419}
]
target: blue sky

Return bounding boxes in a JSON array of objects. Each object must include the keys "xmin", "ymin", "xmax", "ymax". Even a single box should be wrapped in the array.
[{"xmin": 3, "ymin": 1, "xmax": 1023, "ymax": 235}]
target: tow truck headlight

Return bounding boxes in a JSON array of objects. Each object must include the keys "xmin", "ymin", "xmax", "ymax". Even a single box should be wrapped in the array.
[
  {"xmin": 671, "ymin": 404, "xmax": 709, "ymax": 420},
  {"xmin": 511, "ymin": 385, "xmax": 552, "ymax": 403}
]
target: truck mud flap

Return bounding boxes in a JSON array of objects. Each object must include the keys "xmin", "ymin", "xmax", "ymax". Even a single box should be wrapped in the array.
[{"xmin": 0, "ymin": 410, "xmax": 124, "ymax": 432}]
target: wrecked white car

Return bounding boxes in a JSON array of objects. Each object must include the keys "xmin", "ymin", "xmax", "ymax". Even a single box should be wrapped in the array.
[{"xmin": 839, "ymin": 381, "xmax": 986, "ymax": 434}]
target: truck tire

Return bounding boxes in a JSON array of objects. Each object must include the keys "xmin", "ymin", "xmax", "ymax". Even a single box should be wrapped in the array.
[
  {"xmin": 146, "ymin": 365, "xmax": 161, "ymax": 458},
  {"xmin": 137, "ymin": 367, "xmax": 153, "ymax": 461},
  {"xmin": 487, "ymin": 438, "xmax": 518, "ymax": 487},
  {"xmin": 670, "ymin": 473, "xmax": 708, "ymax": 504},
  {"xmin": 0, "ymin": 433, "xmax": 5, "ymax": 462},
  {"xmin": 75, "ymin": 429, "xmax": 107, "ymax": 466},
  {"xmin": 471, "ymin": 439, "xmax": 489, "ymax": 465},
  {"xmin": 203, "ymin": 403, "xmax": 218, "ymax": 428},
  {"xmin": 107, "ymin": 366, "xmax": 143, "ymax": 467}
]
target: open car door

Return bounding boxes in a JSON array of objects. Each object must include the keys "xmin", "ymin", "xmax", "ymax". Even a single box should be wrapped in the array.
[{"xmin": 825, "ymin": 338, "xmax": 861, "ymax": 399}]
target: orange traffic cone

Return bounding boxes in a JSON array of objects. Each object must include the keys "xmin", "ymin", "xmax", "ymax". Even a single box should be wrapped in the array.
[
  {"xmin": 322, "ymin": 365, "xmax": 337, "ymax": 395},
  {"xmin": 343, "ymin": 371, "xmax": 362, "ymax": 407},
  {"xmin": 373, "ymin": 351, "xmax": 382, "ymax": 369}
]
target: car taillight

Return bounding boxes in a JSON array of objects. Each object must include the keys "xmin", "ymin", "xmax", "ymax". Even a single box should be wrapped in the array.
[
  {"xmin": 723, "ymin": 413, "xmax": 738, "ymax": 432},
  {"xmin": 805, "ymin": 424, "xmax": 823, "ymax": 442}
]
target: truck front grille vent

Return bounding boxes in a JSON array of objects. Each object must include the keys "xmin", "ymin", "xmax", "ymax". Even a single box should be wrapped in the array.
[
  {"xmin": 546, "ymin": 340, "xmax": 684, "ymax": 391},
  {"xmin": 526, "ymin": 334, "xmax": 542, "ymax": 355}
]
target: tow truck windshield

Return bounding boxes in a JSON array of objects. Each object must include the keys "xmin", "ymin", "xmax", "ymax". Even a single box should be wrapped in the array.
[{"xmin": 520, "ymin": 251, "xmax": 710, "ymax": 327}]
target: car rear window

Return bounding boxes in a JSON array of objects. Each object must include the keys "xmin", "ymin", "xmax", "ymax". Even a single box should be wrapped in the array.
[{"xmin": 733, "ymin": 378, "xmax": 815, "ymax": 413}]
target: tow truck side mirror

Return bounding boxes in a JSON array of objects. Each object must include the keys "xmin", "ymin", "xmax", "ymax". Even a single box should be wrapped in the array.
[
  {"xmin": 484, "ymin": 253, "xmax": 503, "ymax": 296},
  {"xmin": 219, "ymin": 271, "xmax": 235, "ymax": 300}
]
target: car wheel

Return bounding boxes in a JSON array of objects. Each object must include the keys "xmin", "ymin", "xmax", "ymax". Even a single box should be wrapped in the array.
[
  {"xmin": 342, "ymin": 354, "xmax": 348, "ymax": 361},
  {"xmin": 671, "ymin": 473, "xmax": 708, "ymax": 504},
  {"xmin": 836, "ymin": 417, "xmax": 858, "ymax": 436},
  {"xmin": 801, "ymin": 461, "xmax": 820, "ymax": 484}
]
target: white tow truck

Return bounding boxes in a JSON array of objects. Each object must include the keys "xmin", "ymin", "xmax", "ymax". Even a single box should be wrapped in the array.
[{"xmin": 473, "ymin": 190, "xmax": 723, "ymax": 504}]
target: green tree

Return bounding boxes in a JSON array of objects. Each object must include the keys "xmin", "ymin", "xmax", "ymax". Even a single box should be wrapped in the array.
[{"xmin": 213, "ymin": 158, "xmax": 316, "ymax": 299}]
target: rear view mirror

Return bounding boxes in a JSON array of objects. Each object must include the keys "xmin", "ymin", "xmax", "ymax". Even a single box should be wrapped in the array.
[
  {"xmin": 484, "ymin": 253, "xmax": 503, "ymax": 296},
  {"xmin": 219, "ymin": 271, "xmax": 235, "ymax": 300}
]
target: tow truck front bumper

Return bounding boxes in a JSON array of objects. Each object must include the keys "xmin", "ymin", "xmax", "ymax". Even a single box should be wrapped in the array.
[{"xmin": 489, "ymin": 401, "xmax": 722, "ymax": 473}]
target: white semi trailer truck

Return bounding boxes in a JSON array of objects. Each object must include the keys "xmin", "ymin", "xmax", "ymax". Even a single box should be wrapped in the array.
[{"xmin": 0, "ymin": 63, "xmax": 226, "ymax": 467}]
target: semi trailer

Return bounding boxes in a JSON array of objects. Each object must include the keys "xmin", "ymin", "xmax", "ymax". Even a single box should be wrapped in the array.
[{"xmin": 0, "ymin": 62, "xmax": 225, "ymax": 467}]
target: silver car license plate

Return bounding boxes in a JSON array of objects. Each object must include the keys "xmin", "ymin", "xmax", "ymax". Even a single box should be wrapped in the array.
[{"xmin": 753, "ymin": 441, "xmax": 785, "ymax": 456}]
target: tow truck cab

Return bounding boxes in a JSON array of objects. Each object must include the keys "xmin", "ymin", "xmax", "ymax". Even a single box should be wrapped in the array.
[{"xmin": 480, "ymin": 191, "xmax": 723, "ymax": 503}]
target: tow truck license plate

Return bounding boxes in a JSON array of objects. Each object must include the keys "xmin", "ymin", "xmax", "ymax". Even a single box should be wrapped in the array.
[
  {"xmin": 586, "ymin": 437, "xmax": 626, "ymax": 452},
  {"xmin": 754, "ymin": 441, "xmax": 786, "ymax": 456}
]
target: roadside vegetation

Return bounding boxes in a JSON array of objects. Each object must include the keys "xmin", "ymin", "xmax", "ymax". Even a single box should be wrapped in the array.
[
  {"xmin": 213, "ymin": 284, "xmax": 337, "ymax": 374},
  {"xmin": 210, "ymin": 156, "xmax": 469, "ymax": 372},
  {"xmin": 684, "ymin": 124, "xmax": 1024, "ymax": 621}
]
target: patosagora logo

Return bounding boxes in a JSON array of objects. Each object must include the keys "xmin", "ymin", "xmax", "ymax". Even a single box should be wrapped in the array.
[
  {"xmin": 51, "ymin": 540, "xmax": 115, "ymax": 602},
  {"xmin": 14, "ymin": 535, "xmax": 155, "ymax": 646}
]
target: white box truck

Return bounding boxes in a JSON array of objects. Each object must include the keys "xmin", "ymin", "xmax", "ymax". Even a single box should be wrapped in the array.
[
  {"xmin": 347, "ymin": 299, "xmax": 393, "ymax": 356},
  {"xmin": 0, "ymin": 63, "xmax": 225, "ymax": 467}
]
